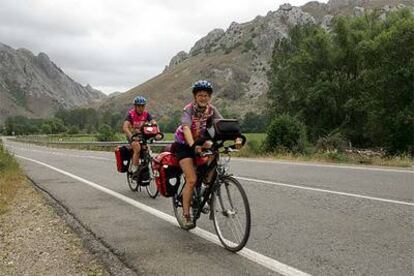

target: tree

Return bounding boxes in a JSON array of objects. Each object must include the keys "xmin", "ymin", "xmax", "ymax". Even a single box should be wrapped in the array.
[
  {"xmin": 4, "ymin": 116, "xmax": 43, "ymax": 135},
  {"xmin": 241, "ymin": 112, "xmax": 268, "ymax": 133},
  {"xmin": 264, "ymin": 114, "xmax": 307, "ymax": 153},
  {"xmin": 267, "ymin": 9, "xmax": 414, "ymax": 153}
]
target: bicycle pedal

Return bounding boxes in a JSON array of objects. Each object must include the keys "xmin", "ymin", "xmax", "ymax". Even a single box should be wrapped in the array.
[{"xmin": 201, "ymin": 206, "xmax": 210, "ymax": 214}]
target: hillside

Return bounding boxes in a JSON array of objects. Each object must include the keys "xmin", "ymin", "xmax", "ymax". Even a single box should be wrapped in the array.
[
  {"xmin": 0, "ymin": 43, "xmax": 106, "ymax": 123},
  {"xmin": 98, "ymin": 0, "xmax": 412, "ymax": 120}
]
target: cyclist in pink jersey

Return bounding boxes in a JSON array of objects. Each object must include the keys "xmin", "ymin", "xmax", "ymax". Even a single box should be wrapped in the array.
[
  {"xmin": 123, "ymin": 96, "xmax": 155, "ymax": 176},
  {"xmin": 173, "ymin": 80, "xmax": 223, "ymax": 229}
]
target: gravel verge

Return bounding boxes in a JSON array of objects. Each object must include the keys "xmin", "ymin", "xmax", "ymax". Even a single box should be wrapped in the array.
[{"xmin": 0, "ymin": 177, "xmax": 135, "ymax": 276}]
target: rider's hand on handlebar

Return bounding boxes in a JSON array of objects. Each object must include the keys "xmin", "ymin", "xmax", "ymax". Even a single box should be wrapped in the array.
[
  {"xmin": 194, "ymin": 145, "xmax": 203, "ymax": 154},
  {"xmin": 202, "ymin": 140, "xmax": 213, "ymax": 149},
  {"xmin": 130, "ymin": 134, "xmax": 140, "ymax": 142},
  {"xmin": 235, "ymin": 137, "xmax": 243, "ymax": 149}
]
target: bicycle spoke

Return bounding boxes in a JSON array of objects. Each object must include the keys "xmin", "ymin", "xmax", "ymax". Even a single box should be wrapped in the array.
[{"xmin": 224, "ymin": 181, "xmax": 235, "ymax": 210}]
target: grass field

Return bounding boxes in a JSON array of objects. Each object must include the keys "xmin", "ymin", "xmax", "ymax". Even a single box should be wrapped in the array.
[{"xmin": 0, "ymin": 142, "xmax": 25, "ymax": 214}]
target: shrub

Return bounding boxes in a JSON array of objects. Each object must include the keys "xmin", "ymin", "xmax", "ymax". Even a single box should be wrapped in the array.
[
  {"xmin": 95, "ymin": 124, "xmax": 116, "ymax": 141},
  {"xmin": 67, "ymin": 126, "xmax": 80, "ymax": 135},
  {"xmin": 264, "ymin": 114, "xmax": 307, "ymax": 153},
  {"xmin": 316, "ymin": 132, "xmax": 348, "ymax": 152}
]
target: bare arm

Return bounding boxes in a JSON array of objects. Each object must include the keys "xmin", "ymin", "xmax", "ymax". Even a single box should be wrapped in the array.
[
  {"xmin": 122, "ymin": 121, "xmax": 133, "ymax": 140},
  {"xmin": 182, "ymin": 125, "xmax": 195, "ymax": 147}
]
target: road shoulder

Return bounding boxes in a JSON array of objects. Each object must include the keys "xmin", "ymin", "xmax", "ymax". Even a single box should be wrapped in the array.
[{"xmin": 0, "ymin": 177, "xmax": 134, "ymax": 276}]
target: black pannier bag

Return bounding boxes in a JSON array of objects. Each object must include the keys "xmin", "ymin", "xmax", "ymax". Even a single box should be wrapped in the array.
[
  {"xmin": 115, "ymin": 146, "xmax": 132, "ymax": 173},
  {"xmin": 208, "ymin": 119, "xmax": 242, "ymax": 141}
]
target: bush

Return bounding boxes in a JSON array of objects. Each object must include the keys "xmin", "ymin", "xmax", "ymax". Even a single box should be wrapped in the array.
[
  {"xmin": 245, "ymin": 140, "xmax": 263, "ymax": 155},
  {"xmin": 316, "ymin": 132, "xmax": 348, "ymax": 152},
  {"xmin": 264, "ymin": 115, "xmax": 307, "ymax": 153},
  {"xmin": 95, "ymin": 124, "xmax": 116, "ymax": 141},
  {"xmin": 67, "ymin": 126, "xmax": 80, "ymax": 135}
]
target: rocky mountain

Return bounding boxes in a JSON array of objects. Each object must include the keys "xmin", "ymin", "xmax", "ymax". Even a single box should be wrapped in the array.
[
  {"xmin": 98, "ymin": 0, "xmax": 412, "ymax": 120},
  {"xmin": 0, "ymin": 43, "xmax": 106, "ymax": 123}
]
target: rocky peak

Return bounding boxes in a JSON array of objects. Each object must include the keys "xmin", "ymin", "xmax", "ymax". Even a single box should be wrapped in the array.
[
  {"xmin": 16, "ymin": 48, "xmax": 35, "ymax": 58},
  {"xmin": 166, "ymin": 51, "xmax": 189, "ymax": 71},
  {"xmin": 279, "ymin": 3, "xmax": 293, "ymax": 11},
  {"xmin": 189, "ymin": 28, "xmax": 225, "ymax": 56},
  {"xmin": 36, "ymin": 52, "xmax": 59, "ymax": 79}
]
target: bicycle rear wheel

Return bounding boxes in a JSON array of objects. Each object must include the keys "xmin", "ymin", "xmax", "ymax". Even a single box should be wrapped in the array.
[
  {"xmin": 126, "ymin": 172, "xmax": 138, "ymax": 191},
  {"xmin": 212, "ymin": 176, "xmax": 251, "ymax": 252},
  {"xmin": 145, "ymin": 161, "xmax": 158, "ymax": 198}
]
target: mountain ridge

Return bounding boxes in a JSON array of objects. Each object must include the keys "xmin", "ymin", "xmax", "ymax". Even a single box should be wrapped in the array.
[
  {"xmin": 98, "ymin": 0, "xmax": 412, "ymax": 121},
  {"xmin": 0, "ymin": 42, "xmax": 106, "ymax": 123}
]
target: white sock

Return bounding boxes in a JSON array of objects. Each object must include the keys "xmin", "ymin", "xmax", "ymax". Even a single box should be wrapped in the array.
[{"xmin": 131, "ymin": 164, "xmax": 138, "ymax": 173}]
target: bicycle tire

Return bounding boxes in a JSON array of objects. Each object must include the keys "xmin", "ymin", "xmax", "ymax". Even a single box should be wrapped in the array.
[
  {"xmin": 212, "ymin": 176, "xmax": 251, "ymax": 252},
  {"xmin": 145, "ymin": 160, "xmax": 159, "ymax": 198},
  {"xmin": 126, "ymin": 172, "xmax": 138, "ymax": 191}
]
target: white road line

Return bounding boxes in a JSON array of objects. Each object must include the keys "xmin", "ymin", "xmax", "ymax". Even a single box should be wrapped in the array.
[
  {"xmin": 232, "ymin": 158, "xmax": 414, "ymax": 174},
  {"xmin": 15, "ymin": 154, "xmax": 310, "ymax": 276},
  {"xmin": 236, "ymin": 176, "xmax": 414, "ymax": 207}
]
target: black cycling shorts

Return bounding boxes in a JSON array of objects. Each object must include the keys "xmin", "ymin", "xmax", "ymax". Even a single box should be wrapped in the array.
[{"xmin": 174, "ymin": 142, "xmax": 195, "ymax": 161}]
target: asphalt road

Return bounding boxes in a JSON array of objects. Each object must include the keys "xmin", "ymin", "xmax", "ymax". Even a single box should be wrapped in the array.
[{"xmin": 4, "ymin": 139, "xmax": 414, "ymax": 276}]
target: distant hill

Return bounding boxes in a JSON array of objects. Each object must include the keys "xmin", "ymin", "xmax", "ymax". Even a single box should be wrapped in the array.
[
  {"xmin": 97, "ymin": 0, "xmax": 412, "ymax": 121},
  {"xmin": 0, "ymin": 42, "xmax": 106, "ymax": 123}
]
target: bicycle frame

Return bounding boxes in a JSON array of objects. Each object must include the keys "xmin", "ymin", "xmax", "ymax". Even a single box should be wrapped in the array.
[
  {"xmin": 172, "ymin": 135, "xmax": 250, "ymax": 251},
  {"xmin": 188, "ymin": 145, "xmax": 234, "ymax": 221}
]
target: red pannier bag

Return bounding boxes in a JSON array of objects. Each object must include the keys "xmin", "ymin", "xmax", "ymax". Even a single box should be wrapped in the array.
[
  {"xmin": 195, "ymin": 156, "xmax": 209, "ymax": 167},
  {"xmin": 115, "ymin": 146, "xmax": 132, "ymax": 173},
  {"xmin": 152, "ymin": 152, "xmax": 181, "ymax": 197}
]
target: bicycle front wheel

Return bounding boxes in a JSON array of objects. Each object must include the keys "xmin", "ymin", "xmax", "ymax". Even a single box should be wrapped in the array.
[
  {"xmin": 145, "ymin": 161, "xmax": 159, "ymax": 198},
  {"xmin": 212, "ymin": 176, "xmax": 251, "ymax": 252}
]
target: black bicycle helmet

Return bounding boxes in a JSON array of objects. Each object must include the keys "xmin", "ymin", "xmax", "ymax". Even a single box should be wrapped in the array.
[{"xmin": 192, "ymin": 80, "xmax": 213, "ymax": 95}]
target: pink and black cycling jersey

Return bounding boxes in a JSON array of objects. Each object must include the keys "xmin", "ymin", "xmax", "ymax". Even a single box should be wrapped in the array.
[
  {"xmin": 125, "ymin": 108, "xmax": 153, "ymax": 133},
  {"xmin": 174, "ymin": 103, "xmax": 222, "ymax": 144}
]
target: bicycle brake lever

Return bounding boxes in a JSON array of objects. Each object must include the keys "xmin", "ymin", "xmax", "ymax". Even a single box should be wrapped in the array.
[{"xmin": 200, "ymin": 150, "xmax": 214, "ymax": 157}]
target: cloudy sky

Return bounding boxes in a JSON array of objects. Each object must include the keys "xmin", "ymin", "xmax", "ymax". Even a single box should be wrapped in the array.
[{"xmin": 0, "ymin": 0, "xmax": 327, "ymax": 94}]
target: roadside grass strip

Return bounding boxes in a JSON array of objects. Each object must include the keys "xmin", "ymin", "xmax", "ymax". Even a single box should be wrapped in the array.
[{"xmin": 0, "ymin": 144, "xmax": 24, "ymax": 214}]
